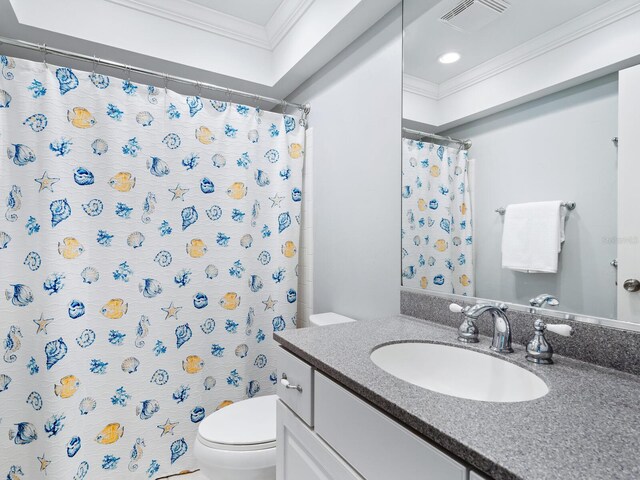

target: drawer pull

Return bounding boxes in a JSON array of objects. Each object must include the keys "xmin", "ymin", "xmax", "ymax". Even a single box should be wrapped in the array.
[{"xmin": 281, "ymin": 373, "xmax": 303, "ymax": 392}]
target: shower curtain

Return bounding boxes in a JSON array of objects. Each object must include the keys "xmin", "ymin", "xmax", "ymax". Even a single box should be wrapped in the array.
[
  {"xmin": 0, "ymin": 55, "xmax": 304, "ymax": 479},
  {"xmin": 401, "ymin": 138, "xmax": 474, "ymax": 296}
]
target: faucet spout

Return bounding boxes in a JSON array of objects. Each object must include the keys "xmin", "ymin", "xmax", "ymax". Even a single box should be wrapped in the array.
[
  {"xmin": 529, "ymin": 294, "xmax": 559, "ymax": 308},
  {"xmin": 462, "ymin": 303, "xmax": 513, "ymax": 354}
]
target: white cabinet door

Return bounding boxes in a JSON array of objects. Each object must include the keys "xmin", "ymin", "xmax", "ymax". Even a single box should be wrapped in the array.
[
  {"xmin": 314, "ymin": 372, "xmax": 467, "ymax": 480},
  {"xmin": 618, "ymin": 64, "xmax": 640, "ymax": 323},
  {"xmin": 277, "ymin": 400, "xmax": 363, "ymax": 480}
]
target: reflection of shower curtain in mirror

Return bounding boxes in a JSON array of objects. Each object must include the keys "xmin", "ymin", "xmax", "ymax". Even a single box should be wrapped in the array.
[{"xmin": 401, "ymin": 139, "xmax": 474, "ymax": 295}]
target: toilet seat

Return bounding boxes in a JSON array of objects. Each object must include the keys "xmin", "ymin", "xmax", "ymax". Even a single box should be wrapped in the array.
[
  {"xmin": 197, "ymin": 435, "xmax": 276, "ymax": 452},
  {"xmin": 197, "ymin": 395, "xmax": 277, "ymax": 452}
]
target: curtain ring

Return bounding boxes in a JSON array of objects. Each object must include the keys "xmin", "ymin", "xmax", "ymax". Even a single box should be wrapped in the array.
[
  {"xmin": 196, "ymin": 81, "xmax": 202, "ymax": 96},
  {"xmin": 254, "ymin": 94, "xmax": 261, "ymax": 110},
  {"xmin": 125, "ymin": 65, "xmax": 131, "ymax": 82},
  {"xmin": 281, "ymin": 100, "xmax": 286, "ymax": 114},
  {"xmin": 163, "ymin": 74, "xmax": 169, "ymax": 93},
  {"xmin": 92, "ymin": 55, "xmax": 97, "ymax": 75},
  {"xmin": 226, "ymin": 88, "xmax": 232, "ymax": 104}
]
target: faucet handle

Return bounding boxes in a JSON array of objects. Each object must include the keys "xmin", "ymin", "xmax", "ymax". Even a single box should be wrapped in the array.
[
  {"xmin": 526, "ymin": 319, "xmax": 573, "ymax": 364},
  {"xmin": 450, "ymin": 303, "xmax": 479, "ymax": 344},
  {"xmin": 449, "ymin": 303, "xmax": 465, "ymax": 313},
  {"xmin": 545, "ymin": 323, "xmax": 574, "ymax": 337}
]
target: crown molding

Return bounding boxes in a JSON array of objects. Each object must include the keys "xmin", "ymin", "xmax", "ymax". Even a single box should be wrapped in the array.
[
  {"xmin": 103, "ymin": 0, "xmax": 269, "ymax": 48},
  {"xmin": 437, "ymin": 0, "xmax": 640, "ymax": 98},
  {"xmin": 403, "ymin": 73, "xmax": 439, "ymax": 99},
  {"xmin": 267, "ymin": 0, "xmax": 315, "ymax": 49},
  {"xmin": 103, "ymin": 0, "xmax": 315, "ymax": 51}
]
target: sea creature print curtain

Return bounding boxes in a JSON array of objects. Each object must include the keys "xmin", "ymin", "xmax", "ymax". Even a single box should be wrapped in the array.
[
  {"xmin": 0, "ymin": 55, "xmax": 304, "ymax": 478},
  {"xmin": 401, "ymin": 138, "xmax": 474, "ymax": 296}
]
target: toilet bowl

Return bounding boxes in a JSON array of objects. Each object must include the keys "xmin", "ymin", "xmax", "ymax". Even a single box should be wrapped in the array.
[
  {"xmin": 194, "ymin": 395, "xmax": 277, "ymax": 480},
  {"xmin": 195, "ymin": 312, "xmax": 355, "ymax": 479}
]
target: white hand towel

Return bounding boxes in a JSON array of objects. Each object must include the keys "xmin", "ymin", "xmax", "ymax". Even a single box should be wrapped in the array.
[{"xmin": 501, "ymin": 201, "xmax": 566, "ymax": 273}]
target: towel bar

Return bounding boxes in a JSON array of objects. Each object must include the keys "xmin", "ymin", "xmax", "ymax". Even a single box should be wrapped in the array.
[{"xmin": 495, "ymin": 202, "xmax": 576, "ymax": 215}]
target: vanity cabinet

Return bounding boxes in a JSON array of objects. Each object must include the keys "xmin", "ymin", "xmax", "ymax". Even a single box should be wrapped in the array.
[
  {"xmin": 276, "ymin": 346, "xmax": 486, "ymax": 480},
  {"xmin": 277, "ymin": 400, "xmax": 363, "ymax": 479}
]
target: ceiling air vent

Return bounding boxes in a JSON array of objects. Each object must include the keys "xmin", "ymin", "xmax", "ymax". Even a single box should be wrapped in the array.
[{"xmin": 440, "ymin": 0, "xmax": 510, "ymax": 32}]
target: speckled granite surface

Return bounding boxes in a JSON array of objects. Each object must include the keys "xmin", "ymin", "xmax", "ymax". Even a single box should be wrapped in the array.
[
  {"xmin": 275, "ymin": 316, "xmax": 640, "ymax": 480},
  {"xmin": 401, "ymin": 290, "xmax": 640, "ymax": 376}
]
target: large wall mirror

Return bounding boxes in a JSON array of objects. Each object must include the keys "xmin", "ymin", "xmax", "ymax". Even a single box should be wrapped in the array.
[{"xmin": 402, "ymin": 0, "xmax": 640, "ymax": 327}]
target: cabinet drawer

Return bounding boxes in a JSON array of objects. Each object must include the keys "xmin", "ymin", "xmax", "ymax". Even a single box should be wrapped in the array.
[
  {"xmin": 277, "ymin": 347, "xmax": 314, "ymax": 426},
  {"xmin": 314, "ymin": 372, "xmax": 467, "ymax": 480},
  {"xmin": 277, "ymin": 400, "xmax": 363, "ymax": 480}
]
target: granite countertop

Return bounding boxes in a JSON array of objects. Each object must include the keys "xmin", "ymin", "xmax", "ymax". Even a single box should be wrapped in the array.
[{"xmin": 274, "ymin": 315, "xmax": 640, "ymax": 480}]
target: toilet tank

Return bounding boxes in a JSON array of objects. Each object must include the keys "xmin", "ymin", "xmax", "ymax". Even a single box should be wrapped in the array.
[{"xmin": 309, "ymin": 312, "xmax": 356, "ymax": 327}]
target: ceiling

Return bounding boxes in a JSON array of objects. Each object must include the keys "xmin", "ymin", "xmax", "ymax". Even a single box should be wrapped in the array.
[
  {"xmin": 404, "ymin": 0, "xmax": 607, "ymax": 84},
  {"xmin": 186, "ymin": 0, "xmax": 284, "ymax": 25},
  {"xmin": 2, "ymin": 0, "xmax": 402, "ymax": 103}
]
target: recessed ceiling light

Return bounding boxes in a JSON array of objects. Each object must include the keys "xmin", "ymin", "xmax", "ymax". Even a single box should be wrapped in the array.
[{"xmin": 438, "ymin": 52, "xmax": 461, "ymax": 64}]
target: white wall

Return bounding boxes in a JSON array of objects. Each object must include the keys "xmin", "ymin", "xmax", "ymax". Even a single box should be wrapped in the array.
[
  {"xmin": 297, "ymin": 128, "xmax": 315, "ymax": 326},
  {"xmin": 288, "ymin": 6, "xmax": 402, "ymax": 323},
  {"xmin": 444, "ymin": 75, "xmax": 618, "ymax": 319}
]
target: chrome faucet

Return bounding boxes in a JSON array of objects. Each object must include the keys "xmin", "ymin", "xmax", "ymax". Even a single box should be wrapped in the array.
[
  {"xmin": 529, "ymin": 294, "xmax": 559, "ymax": 308},
  {"xmin": 450, "ymin": 303, "xmax": 514, "ymax": 354}
]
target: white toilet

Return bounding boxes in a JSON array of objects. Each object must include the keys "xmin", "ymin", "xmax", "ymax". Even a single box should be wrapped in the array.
[{"xmin": 194, "ymin": 312, "xmax": 355, "ymax": 480}]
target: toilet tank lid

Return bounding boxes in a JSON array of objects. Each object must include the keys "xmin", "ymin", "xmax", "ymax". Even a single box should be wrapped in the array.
[
  {"xmin": 198, "ymin": 395, "xmax": 277, "ymax": 446},
  {"xmin": 309, "ymin": 312, "xmax": 356, "ymax": 326}
]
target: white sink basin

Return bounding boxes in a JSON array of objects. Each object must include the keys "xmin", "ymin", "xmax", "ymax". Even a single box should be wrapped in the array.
[{"xmin": 370, "ymin": 342, "xmax": 548, "ymax": 403}]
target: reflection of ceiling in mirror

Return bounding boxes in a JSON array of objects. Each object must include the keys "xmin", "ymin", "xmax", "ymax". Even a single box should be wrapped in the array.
[{"xmin": 404, "ymin": 0, "xmax": 607, "ymax": 84}]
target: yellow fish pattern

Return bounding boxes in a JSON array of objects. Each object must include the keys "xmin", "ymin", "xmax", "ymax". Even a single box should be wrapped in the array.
[
  {"xmin": 401, "ymin": 138, "xmax": 473, "ymax": 295},
  {"xmin": 54, "ymin": 375, "xmax": 80, "ymax": 398},
  {"xmin": 58, "ymin": 237, "xmax": 84, "ymax": 259},
  {"xmin": 0, "ymin": 56, "xmax": 304, "ymax": 478},
  {"xmin": 226, "ymin": 181, "xmax": 247, "ymax": 200},
  {"xmin": 281, "ymin": 241, "xmax": 297, "ymax": 258},
  {"xmin": 109, "ymin": 171, "xmax": 136, "ymax": 192},
  {"xmin": 219, "ymin": 292, "xmax": 241, "ymax": 310},
  {"xmin": 101, "ymin": 298, "xmax": 128, "ymax": 319},
  {"xmin": 195, "ymin": 126, "xmax": 215, "ymax": 144},
  {"xmin": 434, "ymin": 239, "xmax": 448, "ymax": 252},
  {"xmin": 288, "ymin": 142, "xmax": 304, "ymax": 159},
  {"xmin": 216, "ymin": 400, "xmax": 234, "ymax": 411},
  {"xmin": 186, "ymin": 238, "xmax": 207, "ymax": 258},
  {"xmin": 95, "ymin": 423, "xmax": 125, "ymax": 444},
  {"xmin": 182, "ymin": 355, "xmax": 204, "ymax": 374},
  {"xmin": 67, "ymin": 107, "xmax": 96, "ymax": 128}
]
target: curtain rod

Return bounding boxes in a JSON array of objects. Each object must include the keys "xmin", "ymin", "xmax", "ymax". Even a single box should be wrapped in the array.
[
  {"xmin": 0, "ymin": 35, "xmax": 310, "ymax": 117},
  {"xmin": 402, "ymin": 127, "xmax": 471, "ymax": 150}
]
